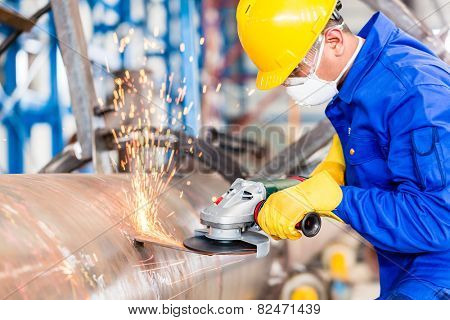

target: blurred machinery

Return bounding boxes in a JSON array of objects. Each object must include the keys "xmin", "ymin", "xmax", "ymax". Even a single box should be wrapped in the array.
[
  {"xmin": 0, "ymin": 0, "xmax": 449, "ymax": 300},
  {"xmin": 278, "ymin": 232, "xmax": 379, "ymax": 300}
]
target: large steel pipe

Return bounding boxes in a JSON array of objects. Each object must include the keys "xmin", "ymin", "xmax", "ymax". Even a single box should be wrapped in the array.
[{"xmin": 0, "ymin": 173, "xmax": 274, "ymax": 299}]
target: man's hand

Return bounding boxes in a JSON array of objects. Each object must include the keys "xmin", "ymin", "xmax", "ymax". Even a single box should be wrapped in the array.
[
  {"xmin": 311, "ymin": 134, "xmax": 346, "ymax": 185},
  {"xmin": 257, "ymin": 171, "xmax": 344, "ymax": 240}
]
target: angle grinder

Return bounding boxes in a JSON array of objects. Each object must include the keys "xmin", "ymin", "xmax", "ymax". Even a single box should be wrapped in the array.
[{"xmin": 183, "ymin": 177, "xmax": 322, "ymax": 258}]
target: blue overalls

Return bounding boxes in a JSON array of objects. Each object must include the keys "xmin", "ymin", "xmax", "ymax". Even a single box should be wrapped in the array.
[{"xmin": 329, "ymin": 12, "xmax": 450, "ymax": 299}]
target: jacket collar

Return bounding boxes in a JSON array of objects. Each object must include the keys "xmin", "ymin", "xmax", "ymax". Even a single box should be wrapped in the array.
[{"xmin": 338, "ymin": 12, "xmax": 397, "ymax": 104}]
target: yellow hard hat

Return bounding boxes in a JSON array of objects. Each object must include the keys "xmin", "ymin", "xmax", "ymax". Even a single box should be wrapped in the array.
[{"xmin": 237, "ymin": 0, "xmax": 338, "ymax": 90}]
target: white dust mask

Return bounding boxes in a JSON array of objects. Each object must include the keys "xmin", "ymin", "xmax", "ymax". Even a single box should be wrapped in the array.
[{"xmin": 286, "ymin": 37, "xmax": 363, "ymax": 107}]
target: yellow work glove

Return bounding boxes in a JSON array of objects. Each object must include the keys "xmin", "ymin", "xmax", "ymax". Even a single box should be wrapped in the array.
[
  {"xmin": 311, "ymin": 134, "xmax": 346, "ymax": 186},
  {"xmin": 258, "ymin": 171, "xmax": 344, "ymax": 240}
]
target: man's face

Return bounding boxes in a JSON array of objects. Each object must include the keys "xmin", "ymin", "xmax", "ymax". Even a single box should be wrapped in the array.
[
  {"xmin": 285, "ymin": 27, "xmax": 349, "ymax": 84},
  {"xmin": 315, "ymin": 28, "xmax": 350, "ymax": 82}
]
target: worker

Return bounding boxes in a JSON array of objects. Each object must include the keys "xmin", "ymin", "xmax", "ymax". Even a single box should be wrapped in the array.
[{"xmin": 237, "ymin": 0, "xmax": 450, "ymax": 300}]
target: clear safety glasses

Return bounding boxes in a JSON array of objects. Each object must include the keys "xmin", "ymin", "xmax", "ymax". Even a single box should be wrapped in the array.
[
  {"xmin": 283, "ymin": 24, "xmax": 345, "ymax": 87},
  {"xmin": 288, "ymin": 35, "xmax": 324, "ymax": 81}
]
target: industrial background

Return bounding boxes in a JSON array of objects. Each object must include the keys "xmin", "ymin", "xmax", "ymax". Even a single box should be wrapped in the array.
[{"xmin": 0, "ymin": 0, "xmax": 449, "ymax": 300}]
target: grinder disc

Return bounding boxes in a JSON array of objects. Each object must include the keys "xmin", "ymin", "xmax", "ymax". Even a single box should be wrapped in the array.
[{"xmin": 183, "ymin": 235, "xmax": 256, "ymax": 256}]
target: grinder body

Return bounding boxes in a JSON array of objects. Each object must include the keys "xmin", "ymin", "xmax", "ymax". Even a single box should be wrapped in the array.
[{"xmin": 184, "ymin": 177, "xmax": 321, "ymax": 258}]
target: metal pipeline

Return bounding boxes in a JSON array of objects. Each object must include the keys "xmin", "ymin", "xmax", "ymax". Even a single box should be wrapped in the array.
[
  {"xmin": 363, "ymin": 0, "xmax": 450, "ymax": 63},
  {"xmin": 0, "ymin": 173, "xmax": 275, "ymax": 299}
]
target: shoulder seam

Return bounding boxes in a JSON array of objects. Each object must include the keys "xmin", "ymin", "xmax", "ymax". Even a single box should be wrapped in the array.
[{"xmin": 380, "ymin": 54, "xmax": 410, "ymax": 89}]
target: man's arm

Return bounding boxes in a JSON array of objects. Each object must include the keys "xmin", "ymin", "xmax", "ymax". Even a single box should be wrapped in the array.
[{"xmin": 335, "ymin": 84, "xmax": 450, "ymax": 253}]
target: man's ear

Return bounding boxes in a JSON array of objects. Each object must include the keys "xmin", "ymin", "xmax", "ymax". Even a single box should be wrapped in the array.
[{"xmin": 324, "ymin": 29, "xmax": 345, "ymax": 57}]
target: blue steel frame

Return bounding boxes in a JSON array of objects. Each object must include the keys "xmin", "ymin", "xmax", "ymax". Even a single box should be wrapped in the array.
[
  {"xmin": 0, "ymin": 0, "xmax": 206, "ymax": 172},
  {"xmin": 180, "ymin": 0, "xmax": 202, "ymax": 136},
  {"xmin": 0, "ymin": 1, "xmax": 63, "ymax": 173},
  {"xmin": 89, "ymin": 0, "xmax": 203, "ymax": 136},
  {"xmin": 163, "ymin": 0, "xmax": 203, "ymax": 136}
]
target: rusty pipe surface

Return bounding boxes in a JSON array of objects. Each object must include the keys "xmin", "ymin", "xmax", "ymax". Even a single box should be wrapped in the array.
[{"xmin": 0, "ymin": 173, "xmax": 274, "ymax": 299}]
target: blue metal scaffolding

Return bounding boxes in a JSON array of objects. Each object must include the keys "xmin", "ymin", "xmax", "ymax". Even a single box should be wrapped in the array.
[
  {"xmin": 0, "ymin": 0, "xmax": 207, "ymax": 173},
  {"xmin": 0, "ymin": 1, "xmax": 64, "ymax": 173}
]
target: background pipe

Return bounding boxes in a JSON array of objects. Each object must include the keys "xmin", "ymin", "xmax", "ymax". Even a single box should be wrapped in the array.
[{"xmin": 362, "ymin": 0, "xmax": 450, "ymax": 63}]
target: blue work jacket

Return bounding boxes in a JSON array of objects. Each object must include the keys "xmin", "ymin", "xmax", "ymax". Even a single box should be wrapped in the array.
[{"xmin": 328, "ymin": 13, "xmax": 450, "ymax": 299}]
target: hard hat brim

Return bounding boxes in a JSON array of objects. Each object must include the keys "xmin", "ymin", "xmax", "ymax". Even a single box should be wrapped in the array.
[{"xmin": 256, "ymin": 63, "xmax": 297, "ymax": 91}]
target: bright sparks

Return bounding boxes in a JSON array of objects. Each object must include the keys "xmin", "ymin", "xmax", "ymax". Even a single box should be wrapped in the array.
[
  {"xmin": 128, "ymin": 145, "xmax": 177, "ymax": 243},
  {"xmin": 109, "ymin": 69, "xmax": 184, "ymax": 245}
]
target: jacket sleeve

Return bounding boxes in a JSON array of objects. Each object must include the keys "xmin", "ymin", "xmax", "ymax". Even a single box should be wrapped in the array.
[{"xmin": 335, "ymin": 84, "xmax": 450, "ymax": 253}]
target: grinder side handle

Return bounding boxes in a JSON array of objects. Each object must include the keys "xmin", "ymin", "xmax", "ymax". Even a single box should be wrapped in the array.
[{"xmin": 254, "ymin": 201, "xmax": 321, "ymax": 238}]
